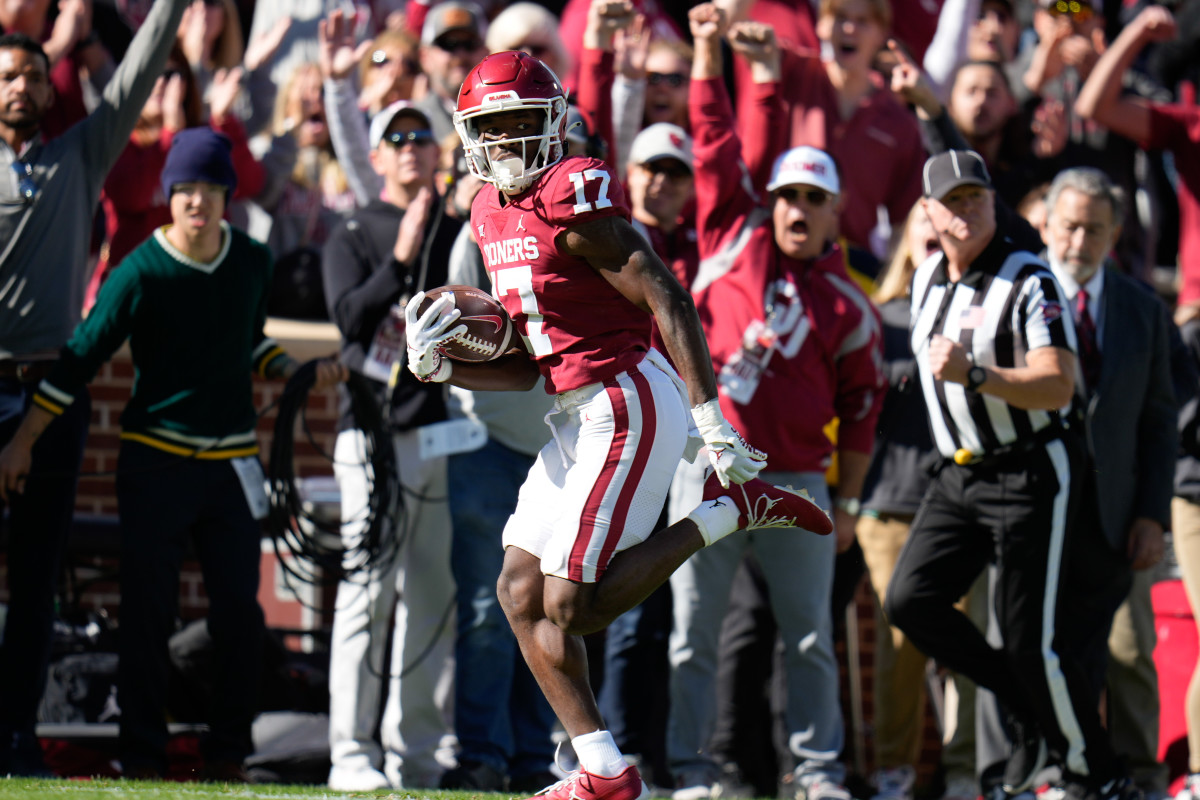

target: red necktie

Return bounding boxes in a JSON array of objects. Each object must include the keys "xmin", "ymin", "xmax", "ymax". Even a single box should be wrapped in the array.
[{"xmin": 1075, "ymin": 288, "xmax": 1101, "ymax": 393}]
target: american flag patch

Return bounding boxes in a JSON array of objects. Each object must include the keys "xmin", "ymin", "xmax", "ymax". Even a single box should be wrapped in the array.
[
  {"xmin": 1040, "ymin": 301, "xmax": 1064, "ymax": 324},
  {"xmin": 959, "ymin": 306, "xmax": 987, "ymax": 329}
]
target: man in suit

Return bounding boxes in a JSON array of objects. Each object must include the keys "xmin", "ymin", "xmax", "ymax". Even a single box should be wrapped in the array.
[{"xmin": 1042, "ymin": 165, "xmax": 1174, "ymax": 732}]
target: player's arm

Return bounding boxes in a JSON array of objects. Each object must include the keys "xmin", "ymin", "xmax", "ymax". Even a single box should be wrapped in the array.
[
  {"xmin": 561, "ymin": 215, "xmax": 766, "ymax": 487},
  {"xmin": 446, "ymin": 352, "xmax": 543, "ymax": 392},
  {"xmin": 560, "ymin": 215, "xmax": 718, "ymax": 407}
]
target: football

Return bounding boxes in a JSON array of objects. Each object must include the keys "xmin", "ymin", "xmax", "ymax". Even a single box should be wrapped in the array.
[{"xmin": 417, "ymin": 284, "xmax": 514, "ymax": 362}]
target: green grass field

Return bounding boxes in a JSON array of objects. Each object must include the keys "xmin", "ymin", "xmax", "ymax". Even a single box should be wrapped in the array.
[{"xmin": 0, "ymin": 779, "xmax": 510, "ymax": 800}]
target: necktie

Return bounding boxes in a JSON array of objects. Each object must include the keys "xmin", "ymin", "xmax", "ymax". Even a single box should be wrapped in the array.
[{"xmin": 1075, "ymin": 288, "xmax": 1101, "ymax": 393}]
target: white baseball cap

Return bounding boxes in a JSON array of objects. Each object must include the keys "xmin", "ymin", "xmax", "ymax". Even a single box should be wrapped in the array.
[
  {"xmin": 629, "ymin": 123, "xmax": 694, "ymax": 173},
  {"xmin": 766, "ymin": 145, "xmax": 840, "ymax": 195}
]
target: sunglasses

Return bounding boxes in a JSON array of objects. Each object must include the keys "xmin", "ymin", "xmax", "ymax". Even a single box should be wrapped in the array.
[
  {"xmin": 643, "ymin": 161, "xmax": 691, "ymax": 180},
  {"xmin": 383, "ymin": 129, "xmax": 436, "ymax": 147},
  {"xmin": 370, "ymin": 50, "xmax": 419, "ymax": 72},
  {"xmin": 647, "ymin": 72, "xmax": 687, "ymax": 88},
  {"xmin": 11, "ymin": 161, "xmax": 36, "ymax": 202},
  {"xmin": 1048, "ymin": 0, "xmax": 1094, "ymax": 20},
  {"xmin": 777, "ymin": 187, "xmax": 832, "ymax": 207},
  {"xmin": 435, "ymin": 36, "xmax": 482, "ymax": 54}
]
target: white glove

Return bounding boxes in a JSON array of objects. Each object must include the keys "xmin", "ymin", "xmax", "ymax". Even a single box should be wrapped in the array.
[
  {"xmin": 691, "ymin": 397, "xmax": 767, "ymax": 488},
  {"xmin": 404, "ymin": 292, "xmax": 465, "ymax": 383}
]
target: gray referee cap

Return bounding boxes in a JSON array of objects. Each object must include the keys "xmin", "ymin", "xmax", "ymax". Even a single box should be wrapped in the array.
[{"xmin": 922, "ymin": 150, "xmax": 992, "ymax": 200}]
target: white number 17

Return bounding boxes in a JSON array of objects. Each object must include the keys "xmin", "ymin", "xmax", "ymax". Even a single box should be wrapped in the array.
[{"xmin": 567, "ymin": 169, "xmax": 613, "ymax": 215}]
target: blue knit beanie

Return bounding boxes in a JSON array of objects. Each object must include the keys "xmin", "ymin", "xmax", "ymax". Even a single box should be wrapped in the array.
[{"xmin": 160, "ymin": 127, "xmax": 238, "ymax": 199}]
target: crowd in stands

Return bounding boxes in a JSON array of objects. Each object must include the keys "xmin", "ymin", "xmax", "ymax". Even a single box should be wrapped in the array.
[{"xmin": 0, "ymin": 1, "xmax": 1199, "ymax": 800}]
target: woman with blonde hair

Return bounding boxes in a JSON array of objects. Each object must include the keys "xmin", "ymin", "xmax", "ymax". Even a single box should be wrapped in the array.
[{"xmin": 358, "ymin": 29, "xmax": 423, "ymax": 116}]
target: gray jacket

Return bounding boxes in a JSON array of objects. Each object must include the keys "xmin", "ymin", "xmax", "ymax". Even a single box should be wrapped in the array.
[{"xmin": 0, "ymin": 0, "xmax": 188, "ymax": 358}]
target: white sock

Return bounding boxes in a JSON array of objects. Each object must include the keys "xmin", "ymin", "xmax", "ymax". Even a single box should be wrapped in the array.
[
  {"xmin": 571, "ymin": 730, "xmax": 627, "ymax": 777},
  {"xmin": 687, "ymin": 492, "xmax": 741, "ymax": 545}
]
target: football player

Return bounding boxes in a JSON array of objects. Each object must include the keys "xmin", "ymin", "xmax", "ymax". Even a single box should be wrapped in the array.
[{"xmin": 404, "ymin": 51, "xmax": 830, "ymax": 800}]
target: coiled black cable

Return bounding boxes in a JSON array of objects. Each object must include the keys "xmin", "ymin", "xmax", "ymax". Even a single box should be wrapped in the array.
[{"xmin": 265, "ymin": 362, "xmax": 400, "ymax": 602}]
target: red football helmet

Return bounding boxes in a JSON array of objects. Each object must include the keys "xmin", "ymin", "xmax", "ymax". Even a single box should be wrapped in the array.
[{"xmin": 453, "ymin": 51, "xmax": 569, "ymax": 194}]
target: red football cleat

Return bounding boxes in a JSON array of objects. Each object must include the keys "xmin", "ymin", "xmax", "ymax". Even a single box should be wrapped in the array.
[
  {"xmin": 702, "ymin": 472, "xmax": 834, "ymax": 535},
  {"xmin": 531, "ymin": 765, "xmax": 650, "ymax": 800}
]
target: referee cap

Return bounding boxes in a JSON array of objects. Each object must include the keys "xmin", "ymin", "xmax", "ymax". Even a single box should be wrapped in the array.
[{"xmin": 923, "ymin": 150, "xmax": 992, "ymax": 200}]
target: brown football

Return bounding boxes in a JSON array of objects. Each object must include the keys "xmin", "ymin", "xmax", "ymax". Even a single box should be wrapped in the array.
[{"xmin": 417, "ymin": 284, "xmax": 514, "ymax": 362}]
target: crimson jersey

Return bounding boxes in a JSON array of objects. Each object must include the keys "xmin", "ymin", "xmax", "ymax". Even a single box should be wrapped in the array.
[{"xmin": 472, "ymin": 156, "xmax": 652, "ymax": 394}]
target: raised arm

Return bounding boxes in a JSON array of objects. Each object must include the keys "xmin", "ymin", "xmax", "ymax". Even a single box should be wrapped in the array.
[
  {"xmin": 1075, "ymin": 5, "xmax": 1178, "ymax": 144},
  {"xmin": 77, "ymin": 0, "xmax": 190, "ymax": 181},
  {"xmin": 320, "ymin": 9, "xmax": 382, "ymax": 206}
]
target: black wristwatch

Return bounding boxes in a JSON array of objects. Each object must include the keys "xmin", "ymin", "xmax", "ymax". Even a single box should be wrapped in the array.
[{"xmin": 965, "ymin": 365, "xmax": 987, "ymax": 392}]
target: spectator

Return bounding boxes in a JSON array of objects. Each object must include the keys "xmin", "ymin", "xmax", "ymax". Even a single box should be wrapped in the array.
[
  {"xmin": 486, "ymin": 3, "xmax": 571, "ymax": 80},
  {"xmin": 891, "ymin": 48, "xmax": 1062, "ymax": 213},
  {"xmin": 885, "ymin": 149, "xmax": 1137, "ymax": 800},
  {"xmin": 667, "ymin": 10, "xmax": 884, "ymax": 800},
  {"xmin": 1041, "ymin": 166, "xmax": 1175, "ymax": 800},
  {"xmin": 244, "ymin": 60, "xmax": 356, "ymax": 319},
  {"xmin": 764, "ymin": 0, "xmax": 925, "ymax": 259},
  {"xmin": 414, "ymin": 0, "xmax": 488, "ymax": 143},
  {"xmin": 320, "ymin": 100, "xmax": 461, "ymax": 792},
  {"xmin": 0, "ymin": 0, "xmax": 113, "ymax": 139},
  {"xmin": 0, "ymin": 126, "xmax": 346, "ymax": 781},
  {"xmin": 408, "ymin": 46, "xmax": 829, "ymax": 800},
  {"xmin": 0, "ymin": 0, "xmax": 188, "ymax": 776},
  {"xmin": 557, "ymin": 0, "xmax": 683, "ymax": 94},
  {"xmin": 1075, "ymin": 7, "xmax": 1200, "ymax": 305},
  {"xmin": 85, "ymin": 50, "xmax": 264, "ymax": 311},
  {"xmin": 358, "ymin": 28, "xmax": 423, "ymax": 117}
]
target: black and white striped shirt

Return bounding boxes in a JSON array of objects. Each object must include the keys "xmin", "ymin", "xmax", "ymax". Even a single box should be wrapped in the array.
[{"xmin": 910, "ymin": 233, "xmax": 1077, "ymax": 460}]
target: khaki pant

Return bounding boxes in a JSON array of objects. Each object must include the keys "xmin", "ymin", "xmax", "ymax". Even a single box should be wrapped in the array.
[
  {"xmin": 859, "ymin": 513, "xmax": 984, "ymax": 778},
  {"xmin": 1106, "ymin": 566, "xmax": 1169, "ymax": 794}
]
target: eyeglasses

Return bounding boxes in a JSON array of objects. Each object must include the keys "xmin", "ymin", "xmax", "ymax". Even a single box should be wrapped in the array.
[
  {"xmin": 647, "ymin": 72, "xmax": 687, "ymax": 88},
  {"xmin": 435, "ymin": 36, "xmax": 482, "ymax": 54},
  {"xmin": 11, "ymin": 161, "xmax": 36, "ymax": 202},
  {"xmin": 777, "ymin": 187, "xmax": 832, "ymax": 206},
  {"xmin": 383, "ymin": 129, "xmax": 436, "ymax": 147},
  {"xmin": 1048, "ymin": 0, "xmax": 1094, "ymax": 20}
]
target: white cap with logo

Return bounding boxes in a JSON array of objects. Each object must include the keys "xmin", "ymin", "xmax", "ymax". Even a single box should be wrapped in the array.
[
  {"xmin": 766, "ymin": 145, "xmax": 840, "ymax": 195},
  {"xmin": 629, "ymin": 123, "xmax": 694, "ymax": 173}
]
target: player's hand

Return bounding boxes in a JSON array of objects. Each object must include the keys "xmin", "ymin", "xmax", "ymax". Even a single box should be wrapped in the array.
[
  {"xmin": 404, "ymin": 292, "xmax": 465, "ymax": 382},
  {"xmin": 692, "ymin": 398, "xmax": 767, "ymax": 488}
]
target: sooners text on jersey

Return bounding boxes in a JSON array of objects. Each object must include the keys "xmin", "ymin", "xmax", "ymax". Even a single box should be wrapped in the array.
[{"xmin": 472, "ymin": 155, "xmax": 652, "ymax": 394}]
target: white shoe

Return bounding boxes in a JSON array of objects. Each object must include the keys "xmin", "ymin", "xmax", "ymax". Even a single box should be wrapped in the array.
[
  {"xmin": 942, "ymin": 776, "xmax": 980, "ymax": 800},
  {"xmin": 328, "ymin": 764, "xmax": 391, "ymax": 791},
  {"xmin": 799, "ymin": 777, "xmax": 854, "ymax": 800},
  {"xmin": 673, "ymin": 768, "xmax": 717, "ymax": 800}
]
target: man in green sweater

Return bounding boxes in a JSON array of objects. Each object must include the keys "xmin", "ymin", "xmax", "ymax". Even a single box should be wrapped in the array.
[{"xmin": 0, "ymin": 127, "xmax": 345, "ymax": 780}]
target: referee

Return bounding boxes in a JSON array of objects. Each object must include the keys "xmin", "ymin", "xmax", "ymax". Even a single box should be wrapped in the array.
[{"xmin": 885, "ymin": 151, "xmax": 1134, "ymax": 800}]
